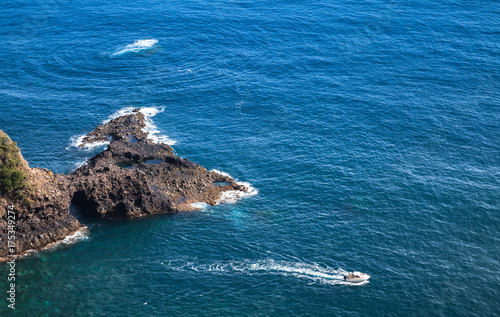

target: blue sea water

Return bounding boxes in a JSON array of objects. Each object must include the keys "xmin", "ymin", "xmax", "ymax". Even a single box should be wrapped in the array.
[{"xmin": 1, "ymin": 0, "xmax": 499, "ymax": 315}]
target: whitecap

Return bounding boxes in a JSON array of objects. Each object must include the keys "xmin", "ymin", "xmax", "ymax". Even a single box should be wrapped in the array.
[{"xmin": 112, "ymin": 39, "xmax": 158, "ymax": 56}]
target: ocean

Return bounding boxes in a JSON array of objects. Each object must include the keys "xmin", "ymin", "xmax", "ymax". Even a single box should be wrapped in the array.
[{"xmin": 1, "ymin": 0, "xmax": 499, "ymax": 316}]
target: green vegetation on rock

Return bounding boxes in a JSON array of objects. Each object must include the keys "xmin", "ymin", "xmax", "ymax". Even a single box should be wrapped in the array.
[{"xmin": 0, "ymin": 131, "xmax": 27, "ymax": 192}]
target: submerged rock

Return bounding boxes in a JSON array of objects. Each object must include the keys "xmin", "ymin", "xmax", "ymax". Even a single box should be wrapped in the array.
[{"xmin": 0, "ymin": 111, "xmax": 249, "ymax": 260}]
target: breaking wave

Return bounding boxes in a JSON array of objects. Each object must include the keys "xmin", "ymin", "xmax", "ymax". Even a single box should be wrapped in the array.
[
  {"xmin": 68, "ymin": 134, "xmax": 111, "ymax": 151},
  {"xmin": 161, "ymin": 259, "xmax": 369, "ymax": 286},
  {"xmin": 190, "ymin": 202, "xmax": 209, "ymax": 210},
  {"xmin": 57, "ymin": 227, "xmax": 90, "ymax": 246},
  {"xmin": 112, "ymin": 39, "xmax": 158, "ymax": 56},
  {"xmin": 211, "ymin": 169, "xmax": 258, "ymax": 204}
]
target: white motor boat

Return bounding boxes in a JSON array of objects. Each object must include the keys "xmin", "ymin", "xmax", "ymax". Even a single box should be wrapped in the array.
[{"xmin": 343, "ymin": 271, "xmax": 370, "ymax": 283}]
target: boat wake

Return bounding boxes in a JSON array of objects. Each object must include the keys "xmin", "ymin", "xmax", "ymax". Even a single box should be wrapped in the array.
[
  {"xmin": 161, "ymin": 259, "xmax": 369, "ymax": 286},
  {"xmin": 67, "ymin": 106, "xmax": 175, "ymax": 150},
  {"xmin": 111, "ymin": 39, "xmax": 158, "ymax": 56}
]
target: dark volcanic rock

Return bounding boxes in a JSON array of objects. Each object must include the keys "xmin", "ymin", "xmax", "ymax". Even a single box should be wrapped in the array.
[
  {"xmin": 70, "ymin": 113, "xmax": 246, "ymax": 217},
  {"xmin": 79, "ymin": 110, "xmax": 148, "ymax": 147},
  {"xmin": 1, "ymin": 111, "xmax": 249, "ymax": 260}
]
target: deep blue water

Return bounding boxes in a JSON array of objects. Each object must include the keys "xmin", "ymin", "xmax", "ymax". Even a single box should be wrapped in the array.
[{"xmin": 1, "ymin": 0, "xmax": 500, "ymax": 316}]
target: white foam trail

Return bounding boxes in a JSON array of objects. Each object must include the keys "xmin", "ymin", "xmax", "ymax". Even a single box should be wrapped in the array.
[
  {"xmin": 68, "ymin": 106, "xmax": 176, "ymax": 150},
  {"xmin": 161, "ymin": 259, "xmax": 369, "ymax": 286},
  {"xmin": 211, "ymin": 169, "xmax": 258, "ymax": 204},
  {"xmin": 112, "ymin": 39, "xmax": 158, "ymax": 56}
]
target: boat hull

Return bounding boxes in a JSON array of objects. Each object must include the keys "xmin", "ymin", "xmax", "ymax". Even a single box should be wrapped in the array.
[{"xmin": 344, "ymin": 272, "xmax": 370, "ymax": 283}]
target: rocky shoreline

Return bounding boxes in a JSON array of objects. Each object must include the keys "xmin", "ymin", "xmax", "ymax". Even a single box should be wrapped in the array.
[{"xmin": 0, "ymin": 110, "xmax": 250, "ymax": 261}]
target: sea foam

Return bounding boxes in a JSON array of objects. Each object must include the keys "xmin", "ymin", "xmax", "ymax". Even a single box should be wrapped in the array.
[
  {"xmin": 7, "ymin": 227, "xmax": 90, "ymax": 262},
  {"xmin": 190, "ymin": 202, "xmax": 209, "ymax": 210},
  {"xmin": 112, "ymin": 39, "xmax": 158, "ymax": 56},
  {"xmin": 68, "ymin": 134, "xmax": 111, "ymax": 151},
  {"xmin": 57, "ymin": 227, "xmax": 90, "ymax": 246},
  {"xmin": 211, "ymin": 169, "xmax": 258, "ymax": 204}
]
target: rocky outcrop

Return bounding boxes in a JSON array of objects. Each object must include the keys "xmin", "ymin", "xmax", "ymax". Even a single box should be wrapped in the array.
[
  {"xmin": 0, "ymin": 110, "xmax": 249, "ymax": 260},
  {"xmin": 79, "ymin": 109, "xmax": 148, "ymax": 147},
  {"xmin": 0, "ymin": 132, "xmax": 83, "ymax": 261},
  {"xmin": 68, "ymin": 113, "xmax": 246, "ymax": 217}
]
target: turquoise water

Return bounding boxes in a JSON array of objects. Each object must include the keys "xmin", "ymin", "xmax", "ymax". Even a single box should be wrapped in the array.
[{"xmin": 1, "ymin": 0, "xmax": 500, "ymax": 316}]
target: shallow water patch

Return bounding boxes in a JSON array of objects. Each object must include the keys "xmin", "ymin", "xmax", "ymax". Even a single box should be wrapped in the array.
[
  {"xmin": 116, "ymin": 161, "xmax": 139, "ymax": 169},
  {"xmin": 213, "ymin": 181, "xmax": 231, "ymax": 186},
  {"xmin": 144, "ymin": 159, "xmax": 163, "ymax": 165}
]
